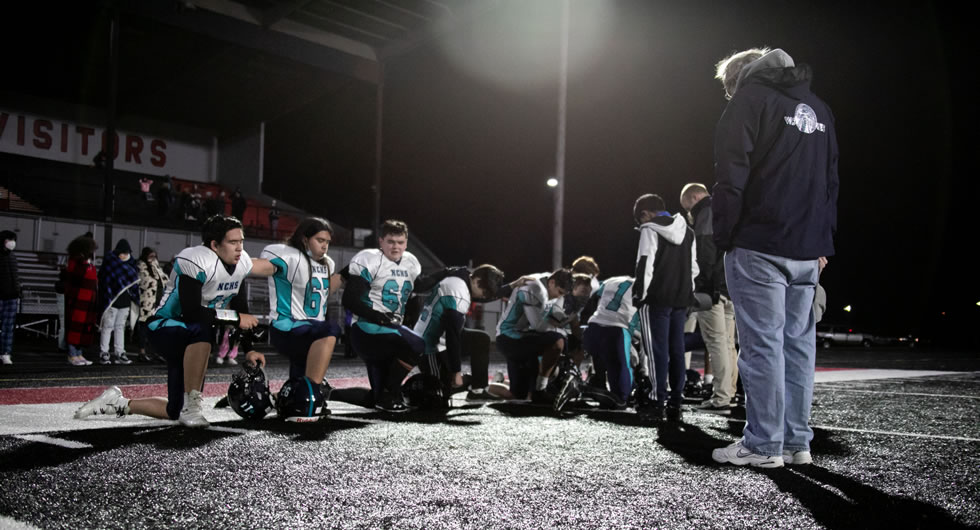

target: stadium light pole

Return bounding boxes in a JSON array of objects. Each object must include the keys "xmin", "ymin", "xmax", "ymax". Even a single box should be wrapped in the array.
[
  {"xmin": 103, "ymin": 4, "xmax": 119, "ymax": 255},
  {"xmin": 552, "ymin": 0, "xmax": 569, "ymax": 271}
]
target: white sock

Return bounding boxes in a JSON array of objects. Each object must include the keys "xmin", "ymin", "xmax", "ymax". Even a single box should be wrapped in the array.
[
  {"xmin": 535, "ymin": 376, "xmax": 549, "ymax": 391},
  {"xmin": 704, "ymin": 374, "xmax": 714, "ymax": 385}
]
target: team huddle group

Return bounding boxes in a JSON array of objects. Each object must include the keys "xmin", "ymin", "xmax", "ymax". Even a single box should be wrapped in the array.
[
  {"xmin": 75, "ymin": 46, "xmax": 838, "ymax": 469},
  {"xmin": 69, "ymin": 186, "xmax": 728, "ymax": 432}
]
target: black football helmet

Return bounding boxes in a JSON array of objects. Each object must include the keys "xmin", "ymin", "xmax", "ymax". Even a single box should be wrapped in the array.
[
  {"xmin": 227, "ymin": 362, "xmax": 274, "ymax": 420},
  {"xmin": 276, "ymin": 377, "xmax": 326, "ymax": 422},
  {"xmin": 402, "ymin": 373, "xmax": 449, "ymax": 410}
]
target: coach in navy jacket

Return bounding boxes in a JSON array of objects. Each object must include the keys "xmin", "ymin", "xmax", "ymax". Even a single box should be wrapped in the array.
[
  {"xmin": 712, "ymin": 48, "xmax": 838, "ymax": 260},
  {"xmin": 709, "ymin": 48, "xmax": 839, "ymax": 469}
]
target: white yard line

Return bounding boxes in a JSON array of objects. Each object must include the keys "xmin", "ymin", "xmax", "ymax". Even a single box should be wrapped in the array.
[
  {"xmin": 12, "ymin": 434, "xmax": 92, "ymax": 449},
  {"xmin": 816, "ymin": 387, "xmax": 980, "ymax": 399}
]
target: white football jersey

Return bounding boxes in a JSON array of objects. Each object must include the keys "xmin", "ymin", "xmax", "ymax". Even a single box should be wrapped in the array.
[
  {"xmin": 348, "ymin": 248, "xmax": 421, "ymax": 329},
  {"xmin": 588, "ymin": 276, "xmax": 637, "ymax": 330},
  {"xmin": 261, "ymin": 244, "xmax": 335, "ymax": 330},
  {"xmin": 413, "ymin": 276, "xmax": 470, "ymax": 352},
  {"xmin": 496, "ymin": 279, "xmax": 548, "ymax": 339},
  {"xmin": 154, "ymin": 245, "xmax": 253, "ymax": 322}
]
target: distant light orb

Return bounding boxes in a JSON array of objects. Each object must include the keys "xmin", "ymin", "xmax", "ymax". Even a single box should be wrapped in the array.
[
  {"xmin": 546, "ymin": 178, "xmax": 559, "ymax": 187},
  {"xmin": 843, "ymin": 305, "xmax": 852, "ymax": 313}
]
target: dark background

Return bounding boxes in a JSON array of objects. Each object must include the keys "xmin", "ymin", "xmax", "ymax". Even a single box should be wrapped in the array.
[{"xmin": 2, "ymin": 1, "xmax": 975, "ymax": 345}]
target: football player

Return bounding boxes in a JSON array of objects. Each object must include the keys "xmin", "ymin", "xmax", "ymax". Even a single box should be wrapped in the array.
[
  {"xmin": 582, "ymin": 276, "xmax": 641, "ymax": 406},
  {"xmin": 413, "ymin": 264, "xmax": 505, "ymax": 395},
  {"xmin": 340, "ymin": 219, "xmax": 452, "ymax": 412},
  {"xmin": 490, "ymin": 269, "xmax": 575, "ymax": 401},
  {"xmin": 261, "ymin": 217, "xmax": 343, "ymax": 421},
  {"xmin": 75, "ymin": 215, "xmax": 276, "ymax": 427}
]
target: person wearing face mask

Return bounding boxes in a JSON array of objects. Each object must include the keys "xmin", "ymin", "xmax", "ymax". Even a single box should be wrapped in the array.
[
  {"xmin": 64, "ymin": 235, "xmax": 99, "ymax": 366},
  {"xmin": 97, "ymin": 239, "xmax": 140, "ymax": 365},
  {"xmin": 0, "ymin": 230, "xmax": 21, "ymax": 365},
  {"xmin": 136, "ymin": 247, "xmax": 167, "ymax": 362}
]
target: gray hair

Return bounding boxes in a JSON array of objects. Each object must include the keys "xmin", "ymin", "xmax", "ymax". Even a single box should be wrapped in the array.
[{"xmin": 715, "ymin": 47, "xmax": 770, "ymax": 100}]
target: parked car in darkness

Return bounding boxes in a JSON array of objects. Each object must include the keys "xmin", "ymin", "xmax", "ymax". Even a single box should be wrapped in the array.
[
  {"xmin": 817, "ymin": 325, "xmax": 872, "ymax": 348},
  {"xmin": 817, "ymin": 325, "xmax": 920, "ymax": 349}
]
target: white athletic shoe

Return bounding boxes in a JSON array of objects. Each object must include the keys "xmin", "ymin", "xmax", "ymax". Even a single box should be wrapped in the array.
[
  {"xmin": 712, "ymin": 439, "xmax": 784, "ymax": 468},
  {"xmin": 214, "ymin": 356, "xmax": 225, "ymax": 365},
  {"xmin": 178, "ymin": 390, "xmax": 210, "ymax": 428},
  {"xmin": 782, "ymin": 449, "xmax": 813, "ymax": 465},
  {"xmin": 226, "ymin": 357, "xmax": 237, "ymax": 366},
  {"xmin": 74, "ymin": 386, "xmax": 130, "ymax": 419},
  {"xmin": 0, "ymin": 354, "xmax": 12, "ymax": 365}
]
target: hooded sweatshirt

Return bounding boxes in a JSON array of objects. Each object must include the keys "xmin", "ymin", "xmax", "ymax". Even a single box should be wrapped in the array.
[
  {"xmin": 712, "ymin": 48, "xmax": 838, "ymax": 260},
  {"xmin": 633, "ymin": 213, "xmax": 698, "ymax": 308}
]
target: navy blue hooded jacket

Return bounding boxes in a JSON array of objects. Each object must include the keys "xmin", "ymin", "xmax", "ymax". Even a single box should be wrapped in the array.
[{"xmin": 712, "ymin": 51, "xmax": 838, "ymax": 260}]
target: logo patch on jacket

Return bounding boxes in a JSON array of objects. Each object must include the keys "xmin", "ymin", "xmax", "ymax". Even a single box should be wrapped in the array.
[{"xmin": 784, "ymin": 103, "xmax": 826, "ymax": 134}]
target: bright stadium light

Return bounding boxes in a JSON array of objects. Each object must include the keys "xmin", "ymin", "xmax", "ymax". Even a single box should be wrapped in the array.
[
  {"xmin": 843, "ymin": 305, "xmax": 852, "ymax": 312},
  {"xmin": 546, "ymin": 177, "xmax": 559, "ymax": 187}
]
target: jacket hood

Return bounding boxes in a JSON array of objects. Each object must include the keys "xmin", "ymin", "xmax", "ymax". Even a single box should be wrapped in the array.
[
  {"xmin": 734, "ymin": 48, "xmax": 813, "ymax": 100},
  {"xmin": 639, "ymin": 213, "xmax": 688, "ymax": 245}
]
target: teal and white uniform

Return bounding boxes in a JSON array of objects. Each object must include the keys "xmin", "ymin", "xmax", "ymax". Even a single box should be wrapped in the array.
[
  {"xmin": 588, "ymin": 276, "xmax": 638, "ymax": 332},
  {"xmin": 150, "ymin": 245, "xmax": 253, "ymax": 329},
  {"xmin": 495, "ymin": 279, "xmax": 548, "ymax": 339},
  {"xmin": 348, "ymin": 248, "xmax": 421, "ymax": 335},
  {"xmin": 261, "ymin": 243, "xmax": 334, "ymax": 331},
  {"xmin": 413, "ymin": 275, "xmax": 470, "ymax": 353}
]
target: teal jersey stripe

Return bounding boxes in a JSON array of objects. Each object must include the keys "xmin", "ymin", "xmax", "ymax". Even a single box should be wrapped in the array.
[
  {"xmin": 621, "ymin": 328, "xmax": 633, "ymax": 386},
  {"xmin": 355, "ymin": 321, "xmax": 399, "ymax": 335},
  {"xmin": 499, "ymin": 290, "xmax": 527, "ymax": 339},
  {"xmin": 421, "ymin": 296, "xmax": 458, "ymax": 353},
  {"xmin": 156, "ymin": 261, "xmax": 185, "ymax": 320},
  {"xmin": 269, "ymin": 257, "xmax": 292, "ymax": 323}
]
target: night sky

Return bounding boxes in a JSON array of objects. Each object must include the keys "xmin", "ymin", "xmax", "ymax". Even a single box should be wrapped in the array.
[
  {"xmin": 4, "ymin": 1, "xmax": 975, "ymax": 345},
  {"xmin": 273, "ymin": 1, "xmax": 972, "ymax": 341}
]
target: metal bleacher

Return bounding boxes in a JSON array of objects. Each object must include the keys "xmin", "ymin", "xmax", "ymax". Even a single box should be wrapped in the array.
[{"xmin": 14, "ymin": 250, "xmax": 63, "ymax": 338}]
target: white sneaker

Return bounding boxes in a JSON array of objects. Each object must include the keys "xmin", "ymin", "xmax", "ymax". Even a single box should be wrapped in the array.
[
  {"xmin": 226, "ymin": 357, "xmax": 237, "ymax": 366},
  {"xmin": 214, "ymin": 356, "xmax": 225, "ymax": 365},
  {"xmin": 712, "ymin": 439, "xmax": 784, "ymax": 468},
  {"xmin": 179, "ymin": 390, "xmax": 210, "ymax": 428},
  {"xmin": 74, "ymin": 386, "xmax": 130, "ymax": 419},
  {"xmin": 0, "ymin": 354, "xmax": 11, "ymax": 365},
  {"xmin": 782, "ymin": 449, "xmax": 813, "ymax": 465},
  {"xmin": 113, "ymin": 353, "xmax": 133, "ymax": 365}
]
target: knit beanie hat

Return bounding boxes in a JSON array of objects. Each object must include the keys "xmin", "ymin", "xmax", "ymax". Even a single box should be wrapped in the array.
[{"xmin": 113, "ymin": 239, "xmax": 132, "ymax": 255}]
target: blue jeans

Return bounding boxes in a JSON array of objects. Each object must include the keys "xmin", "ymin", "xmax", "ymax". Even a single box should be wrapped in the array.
[{"xmin": 725, "ymin": 247, "xmax": 819, "ymax": 456}]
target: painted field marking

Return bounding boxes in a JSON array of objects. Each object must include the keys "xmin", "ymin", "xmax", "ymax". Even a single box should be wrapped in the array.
[
  {"xmin": 13, "ymin": 434, "xmax": 93, "ymax": 449},
  {"xmin": 817, "ymin": 387, "xmax": 980, "ymax": 399},
  {"xmin": 703, "ymin": 415, "xmax": 980, "ymax": 443}
]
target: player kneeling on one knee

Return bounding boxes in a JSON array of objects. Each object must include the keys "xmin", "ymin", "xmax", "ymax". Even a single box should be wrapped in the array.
[
  {"xmin": 74, "ymin": 216, "xmax": 276, "ymax": 428},
  {"xmin": 340, "ymin": 220, "xmax": 459, "ymax": 413},
  {"xmin": 261, "ymin": 216, "xmax": 344, "ymax": 420}
]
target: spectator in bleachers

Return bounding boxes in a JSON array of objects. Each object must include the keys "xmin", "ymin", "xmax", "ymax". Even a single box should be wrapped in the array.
[
  {"xmin": 231, "ymin": 187, "xmax": 246, "ymax": 222},
  {"xmin": 0, "ymin": 230, "xmax": 21, "ymax": 365},
  {"xmin": 139, "ymin": 177, "xmax": 154, "ymax": 202},
  {"xmin": 179, "ymin": 186, "xmax": 193, "ymax": 221},
  {"xmin": 65, "ymin": 235, "xmax": 98, "ymax": 366},
  {"xmin": 157, "ymin": 177, "xmax": 174, "ymax": 217},
  {"xmin": 136, "ymin": 247, "xmax": 166, "ymax": 362},
  {"xmin": 97, "ymin": 239, "xmax": 138, "ymax": 365},
  {"xmin": 268, "ymin": 200, "xmax": 280, "ymax": 238},
  {"xmin": 216, "ymin": 190, "xmax": 227, "ymax": 216}
]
